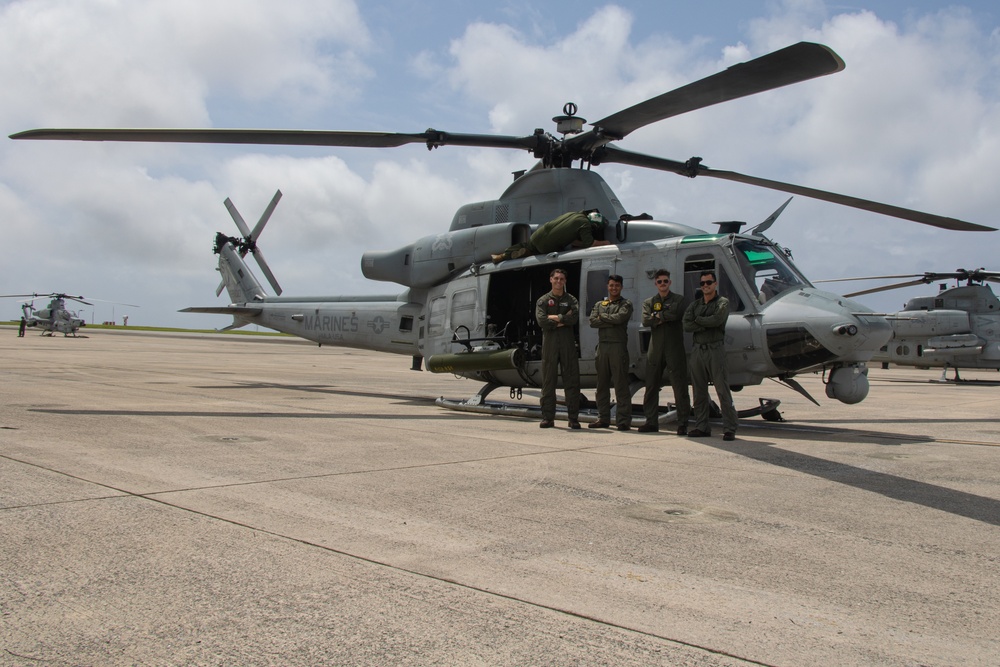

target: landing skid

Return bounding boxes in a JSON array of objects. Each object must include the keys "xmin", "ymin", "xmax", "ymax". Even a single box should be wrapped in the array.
[
  {"xmin": 737, "ymin": 398, "xmax": 784, "ymax": 421},
  {"xmin": 933, "ymin": 366, "xmax": 961, "ymax": 383},
  {"xmin": 436, "ymin": 383, "xmax": 784, "ymax": 424},
  {"xmin": 435, "ymin": 382, "xmax": 573, "ymax": 422},
  {"xmin": 929, "ymin": 367, "xmax": 1000, "ymax": 385}
]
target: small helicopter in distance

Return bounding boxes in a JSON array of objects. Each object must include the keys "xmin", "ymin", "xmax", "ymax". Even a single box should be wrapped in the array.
[
  {"xmin": 3, "ymin": 293, "xmax": 141, "ymax": 336},
  {"xmin": 816, "ymin": 269, "xmax": 1000, "ymax": 382},
  {"xmin": 3, "ymin": 293, "xmax": 89, "ymax": 336},
  {"xmin": 10, "ymin": 42, "xmax": 997, "ymax": 423}
]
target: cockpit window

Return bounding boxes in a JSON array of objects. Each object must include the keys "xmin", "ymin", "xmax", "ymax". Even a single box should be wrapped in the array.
[{"xmin": 734, "ymin": 240, "xmax": 806, "ymax": 304}]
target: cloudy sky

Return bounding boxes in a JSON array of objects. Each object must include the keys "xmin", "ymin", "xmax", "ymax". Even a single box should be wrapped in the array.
[{"xmin": 2, "ymin": 0, "xmax": 999, "ymax": 328}]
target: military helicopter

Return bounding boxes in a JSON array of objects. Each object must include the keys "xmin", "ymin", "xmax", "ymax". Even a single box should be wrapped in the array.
[
  {"xmin": 816, "ymin": 269, "xmax": 1000, "ymax": 382},
  {"xmin": 3, "ymin": 293, "xmax": 90, "ymax": 336},
  {"xmin": 11, "ymin": 42, "xmax": 996, "ymax": 423},
  {"xmin": 3, "ymin": 293, "xmax": 141, "ymax": 336}
]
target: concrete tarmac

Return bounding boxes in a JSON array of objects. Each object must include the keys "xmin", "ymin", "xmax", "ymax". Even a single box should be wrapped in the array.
[{"xmin": 1, "ymin": 328, "xmax": 998, "ymax": 666}]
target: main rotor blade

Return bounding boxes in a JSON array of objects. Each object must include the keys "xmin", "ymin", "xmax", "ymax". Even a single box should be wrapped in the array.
[
  {"xmin": 820, "ymin": 269, "xmax": 1000, "ymax": 294},
  {"xmin": 10, "ymin": 128, "xmax": 541, "ymax": 152},
  {"xmin": 819, "ymin": 269, "xmax": 1000, "ymax": 283},
  {"xmin": 597, "ymin": 146, "xmax": 996, "ymax": 232},
  {"xmin": 843, "ymin": 279, "xmax": 935, "ymax": 298},
  {"xmin": 813, "ymin": 274, "xmax": 927, "ymax": 284},
  {"xmin": 569, "ymin": 42, "xmax": 845, "ymax": 155},
  {"xmin": 84, "ymin": 297, "xmax": 140, "ymax": 307},
  {"xmin": 707, "ymin": 169, "xmax": 996, "ymax": 232}
]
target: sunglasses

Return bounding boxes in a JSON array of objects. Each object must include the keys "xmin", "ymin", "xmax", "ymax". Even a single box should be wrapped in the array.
[
  {"xmin": 655, "ymin": 279, "xmax": 670, "ymax": 284},
  {"xmin": 699, "ymin": 280, "xmax": 715, "ymax": 286}
]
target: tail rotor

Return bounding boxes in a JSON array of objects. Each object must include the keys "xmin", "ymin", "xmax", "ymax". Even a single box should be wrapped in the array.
[{"xmin": 217, "ymin": 190, "xmax": 283, "ymax": 296}]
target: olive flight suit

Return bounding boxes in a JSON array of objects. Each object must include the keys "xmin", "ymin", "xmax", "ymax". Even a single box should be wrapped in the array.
[
  {"xmin": 589, "ymin": 296, "xmax": 633, "ymax": 427},
  {"xmin": 682, "ymin": 294, "xmax": 737, "ymax": 435},
  {"xmin": 535, "ymin": 290, "xmax": 581, "ymax": 422},
  {"xmin": 497, "ymin": 212, "xmax": 601, "ymax": 261},
  {"xmin": 641, "ymin": 292, "xmax": 691, "ymax": 427}
]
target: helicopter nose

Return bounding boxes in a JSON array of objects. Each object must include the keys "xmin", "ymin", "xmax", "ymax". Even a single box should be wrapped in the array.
[{"xmin": 760, "ymin": 290, "xmax": 892, "ymax": 373}]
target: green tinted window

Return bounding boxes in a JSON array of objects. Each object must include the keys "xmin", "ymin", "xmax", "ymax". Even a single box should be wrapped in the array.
[{"xmin": 742, "ymin": 248, "xmax": 775, "ymax": 266}]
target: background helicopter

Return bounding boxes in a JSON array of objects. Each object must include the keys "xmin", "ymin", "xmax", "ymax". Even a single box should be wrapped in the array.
[
  {"xmin": 10, "ymin": 42, "xmax": 995, "ymax": 422},
  {"xmin": 2, "ymin": 293, "xmax": 141, "ymax": 336},
  {"xmin": 816, "ymin": 269, "xmax": 1000, "ymax": 382},
  {"xmin": 3, "ymin": 293, "xmax": 90, "ymax": 336}
]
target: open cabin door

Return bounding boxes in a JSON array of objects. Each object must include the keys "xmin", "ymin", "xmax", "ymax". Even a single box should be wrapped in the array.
[{"xmin": 485, "ymin": 262, "xmax": 583, "ymax": 378}]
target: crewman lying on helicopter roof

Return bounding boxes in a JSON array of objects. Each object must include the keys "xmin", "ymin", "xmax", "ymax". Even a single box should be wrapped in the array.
[{"xmin": 491, "ymin": 210, "xmax": 611, "ymax": 263}]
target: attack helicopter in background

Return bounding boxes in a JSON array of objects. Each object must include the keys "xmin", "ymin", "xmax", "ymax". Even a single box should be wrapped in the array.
[
  {"xmin": 816, "ymin": 269, "xmax": 1000, "ymax": 382},
  {"xmin": 2, "ymin": 293, "xmax": 141, "ymax": 336},
  {"xmin": 11, "ymin": 42, "xmax": 996, "ymax": 422},
  {"xmin": 3, "ymin": 293, "xmax": 89, "ymax": 336}
]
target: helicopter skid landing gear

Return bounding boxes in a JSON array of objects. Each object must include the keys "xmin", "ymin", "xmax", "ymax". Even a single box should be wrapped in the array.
[
  {"xmin": 437, "ymin": 382, "xmax": 592, "ymax": 423},
  {"xmin": 934, "ymin": 365, "xmax": 961, "ymax": 383},
  {"xmin": 436, "ymin": 382, "xmax": 543, "ymax": 420},
  {"xmin": 719, "ymin": 397, "xmax": 782, "ymax": 421},
  {"xmin": 456, "ymin": 382, "xmax": 501, "ymax": 407},
  {"xmin": 741, "ymin": 398, "xmax": 783, "ymax": 421}
]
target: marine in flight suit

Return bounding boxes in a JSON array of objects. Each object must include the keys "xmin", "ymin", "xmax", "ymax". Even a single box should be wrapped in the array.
[
  {"xmin": 638, "ymin": 269, "xmax": 691, "ymax": 434},
  {"xmin": 682, "ymin": 270, "xmax": 737, "ymax": 440},
  {"xmin": 534, "ymin": 268, "xmax": 581, "ymax": 429},
  {"xmin": 588, "ymin": 275, "xmax": 634, "ymax": 431}
]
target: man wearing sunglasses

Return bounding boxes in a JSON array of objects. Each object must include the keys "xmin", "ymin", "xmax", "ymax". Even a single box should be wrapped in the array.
[
  {"xmin": 683, "ymin": 270, "xmax": 737, "ymax": 441},
  {"xmin": 637, "ymin": 269, "xmax": 691, "ymax": 434}
]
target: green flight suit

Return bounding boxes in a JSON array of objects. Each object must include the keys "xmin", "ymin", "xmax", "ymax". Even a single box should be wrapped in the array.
[
  {"xmin": 498, "ymin": 212, "xmax": 601, "ymax": 261},
  {"xmin": 589, "ymin": 296, "xmax": 633, "ymax": 427},
  {"xmin": 535, "ymin": 290, "xmax": 581, "ymax": 422},
  {"xmin": 641, "ymin": 292, "xmax": 691, "ymax": 426},
  {"xmin": 682, "ymin": 294, "xmax": 737, "ymax": 434}
]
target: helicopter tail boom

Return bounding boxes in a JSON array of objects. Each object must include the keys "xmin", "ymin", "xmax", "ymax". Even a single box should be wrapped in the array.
[{"xmin": 202, "ymin": 240, "xmax": 269, "ymax": 331}]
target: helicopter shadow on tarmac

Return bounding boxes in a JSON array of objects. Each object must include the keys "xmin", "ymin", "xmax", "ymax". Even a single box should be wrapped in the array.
[{"xmin": 695, "ymin": 435, "xmax": 1000, "ymax": 527}]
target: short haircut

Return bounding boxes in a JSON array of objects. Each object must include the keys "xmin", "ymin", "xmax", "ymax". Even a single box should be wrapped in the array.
[
  {"xmin": 550, "ymin": 268, "xmax": 567, "ymax": 279},
  {"xmin": 607, "ymin": 274, "xmax": 624, "ymax": 285},
  {"xmin": 653, "ymin": 269, "xmax": 670, "ymax": 280},
  {"xmin": 700, "ymin": 270, "xmax": 717, "ymax": 282}
]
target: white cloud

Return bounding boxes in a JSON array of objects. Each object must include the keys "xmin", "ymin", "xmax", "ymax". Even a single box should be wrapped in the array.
[{"xmin": 0, "ymin": 0, "xmax": 372, "ymax": 128}]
